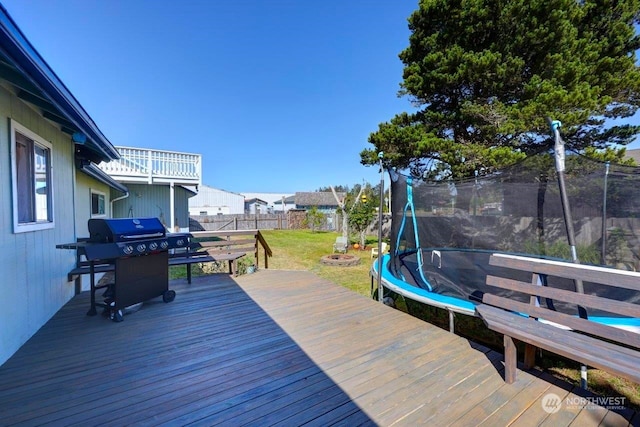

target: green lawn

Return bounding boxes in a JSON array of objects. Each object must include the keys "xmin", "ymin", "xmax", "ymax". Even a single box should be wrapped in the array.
[
  {"xmin": 170, "ymin": 229, "xmax": 379, "ymax": 296},
  {"xmin": 260, "ymin": 229, "xmax": 377, "ymax": 295}
]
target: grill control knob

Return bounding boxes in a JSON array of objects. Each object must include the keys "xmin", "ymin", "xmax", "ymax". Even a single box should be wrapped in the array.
[
  {"xmin": 149, "ymin": 242, "xmax": 158, "ymax": 251},
  {"xmin": 137, "ymin": 243, "xmax": 146, "ymax": 253},
  {"xmin": 176, "ymin": 239, "xmax": 185, "ymax": 247},
  {"xmin": 160, "ymin": 241, "xmax": 169, "ymax": 249},
  {"xmin": 123, "ymin": 245, "xmax": 134, "ymax": 255}
]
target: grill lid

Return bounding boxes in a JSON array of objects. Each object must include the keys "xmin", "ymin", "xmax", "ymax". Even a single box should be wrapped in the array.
[{"xmin": 88, "ymin": 218, "xmax": 166, "ymax": 243}]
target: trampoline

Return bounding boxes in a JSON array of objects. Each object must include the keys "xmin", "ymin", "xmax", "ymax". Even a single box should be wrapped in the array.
[{"xmin": 372, "ymin": 124, "xmax": 640, "ymax": 332}]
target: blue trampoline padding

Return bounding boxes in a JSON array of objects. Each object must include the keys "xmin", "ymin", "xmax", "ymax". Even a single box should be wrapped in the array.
[
  {"xmin": 372, "ymin": 254, "xmax": 640, "ymax": 330},
  {"xmin": 373, "ymin": 254, "xmax": 476, "ymax": 314}
]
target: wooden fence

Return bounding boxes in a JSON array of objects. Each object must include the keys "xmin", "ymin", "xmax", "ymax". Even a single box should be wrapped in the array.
[
  {"xmin": 190, "ymin": 212, "xmax": 341, "ymax": 232},
  {"xmin": 190, "ymin": 214, "xmax": 288, "ymax": 231}
]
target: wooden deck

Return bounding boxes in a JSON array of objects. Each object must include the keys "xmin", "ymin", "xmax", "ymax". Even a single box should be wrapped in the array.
[{"xmin": 0, "ymin": 270, "xmax": 637, "ymax": 426}]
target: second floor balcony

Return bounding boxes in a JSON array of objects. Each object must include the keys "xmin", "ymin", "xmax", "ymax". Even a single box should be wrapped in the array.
[{"xmin": 98, "ymin": 146, "xmax": 202, "ymax": 186}]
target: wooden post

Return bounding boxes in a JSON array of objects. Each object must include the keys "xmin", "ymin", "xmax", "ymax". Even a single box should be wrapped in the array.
[
  {"xmin": 74, "ymin": 247, "xmax": 82, "ymax": 295},
  {"xmin": 254, "ymin": 232, "xmax": 259, "ymax": 267},
  {"xmin": 264, "ymin": 247, "xmax": 268, "ymax": 269},
  {"xmin": 524, "ymin": 344, "xmax": 536, "ymax": 369},
  {"xmin": 504, "ymin": 335, "xmax": 517, "ymax": 384}
]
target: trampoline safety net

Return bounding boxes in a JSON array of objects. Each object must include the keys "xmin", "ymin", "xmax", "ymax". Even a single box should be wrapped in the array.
[{"xmin": 388, "ymin": 152, "xmax": 640, "ymax": 313}]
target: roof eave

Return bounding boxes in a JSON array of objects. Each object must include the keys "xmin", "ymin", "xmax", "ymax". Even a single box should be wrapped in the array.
[
  {"xmin": 0, "ymin": 5, "xmax": 119, "ymax": 162},
  {"xmin": 80, "ymin": 163, "xmax": 128, "ymax": 193}
]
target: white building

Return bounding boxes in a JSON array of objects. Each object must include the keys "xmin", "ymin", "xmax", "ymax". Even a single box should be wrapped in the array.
[
  {"xmin": 242, "ymin": 192, "xmax": 294, "ymax": 212},
  {"xmin": 244, "ymin": 198, "xmax": 270, "ymax": 214},
  {"xmin": 98, "ymin": 146, "xmax": 201, "ymax": 233},
  {"xmin": 189, "ymin": 184, "xmax": 245, "ymax": 215}
]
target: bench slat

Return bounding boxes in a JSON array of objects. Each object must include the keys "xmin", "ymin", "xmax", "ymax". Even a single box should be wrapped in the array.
[
  {"xmin": 477, "ymin": 304, "xmax": 640, "ymax": 372},
  {"xmin": 67, "ymin": 228, "xmax": 255, "ymax": 284},
  {"xmin": 482, "ymin": 293, "xmax": 640, "ymax": 349},
  {"xmin": 208, "ymin": 253, "xmax": 245, "ymax": 262},
  {"xmin": 206, "ymin": 247, "xmax": 252, "ymax": 255},
  {"xmin": 489, "ymin": 253, "xmax": 640, "ymax": 291},
  {"xmin": 476, "ymin": 304, "xmax": 640, "ymax": 384},
  {"xmin": 67, "ymin": 264, "xmax": 114, "ymax": 281},
  {"xmin": 486, "ymin": 275, "xmax": 640, "ymax": 318},
  {"xmin": 168, "ymin": 255, "xmax": 215, "ymax": 265},
  {"xmin": 199, "ymin": 239, "xmax": 256, "ymax": 248},
  {"xmin": 70, "ymin": 255, "xmax": 215, "ymax": 277}
]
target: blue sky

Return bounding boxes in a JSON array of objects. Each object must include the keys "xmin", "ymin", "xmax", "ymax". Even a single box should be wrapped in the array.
[
  {"xmin": 2, "ymin": 1, "xmax": 639, "ymax": 193},
  {"xmin": 2, "ymin": 0, "xmax": 419, "ymax": 193}
]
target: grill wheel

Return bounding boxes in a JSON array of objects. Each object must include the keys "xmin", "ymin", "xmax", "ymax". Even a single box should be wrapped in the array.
[{"xmin": 163, "ymin": 290, "xmax": 176, "ymax": 303}]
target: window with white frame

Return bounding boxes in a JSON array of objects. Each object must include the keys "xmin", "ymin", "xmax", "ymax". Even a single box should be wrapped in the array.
[
  {"xmin": 91, "ymin": 190, "xmax": 106, "ymax": 217},
  {"xmin": 11, "ymin": 120, "xmax": 54, "ymax": 232}
]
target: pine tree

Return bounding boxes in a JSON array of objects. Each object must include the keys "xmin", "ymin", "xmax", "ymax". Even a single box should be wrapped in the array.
[{"xmin": 362, "ymin": 0, "xmax": 640, "ymax": 179}]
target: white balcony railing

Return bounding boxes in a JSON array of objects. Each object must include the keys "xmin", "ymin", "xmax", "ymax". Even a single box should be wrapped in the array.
[{"xmin": 98, "ymin": 146, "xmax": 202, "ymax": 186}]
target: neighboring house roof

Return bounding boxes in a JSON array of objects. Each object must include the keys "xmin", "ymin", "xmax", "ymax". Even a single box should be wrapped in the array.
[
  {"xmin": 0, "ymin": 5, "xmax": 119, "ymax": 163},
  {"xmin": 241, "ymin": 192, "xmax": 294, "ymax": 204},
  {"xmin": 181, "ymin": 185, "xmax": 197, "ymax": 197},
  {"xmin": 79, "ymin": 163, "xmax": 128, "ymax": 193},
  {"xmin": 295, "ymin": 192, "xmax": 344, "ymax": 207},
  {"xmin": 273, "ymin": 195, "xmax": 296, "ymax": 205},
  {"xmin": 245, "ymin": 198, "xmax": 269, "ymax": 205},
  {"xmin": 196, "ymin": 184, "xmax": 244, "ymax": 197}
]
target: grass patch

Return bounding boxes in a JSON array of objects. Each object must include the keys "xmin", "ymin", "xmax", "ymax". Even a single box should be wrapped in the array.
[
  {"xmin": 171, "ymin": 229, "xmax": 376, "ymax": 295},
  {"xmin": 260, "ymin": 229, "xmax": 375, "ymax": 295}
]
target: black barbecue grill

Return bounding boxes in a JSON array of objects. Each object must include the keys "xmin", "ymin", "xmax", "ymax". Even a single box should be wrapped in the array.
[{"xmin": 82, "ymin": 217, "xmax": 188, "ymax": 322}]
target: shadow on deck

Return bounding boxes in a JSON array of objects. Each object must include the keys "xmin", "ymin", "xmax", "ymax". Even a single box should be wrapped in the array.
[{"xmin": 0, "ymin": 270, "xmax": 636, "ymax": 426}]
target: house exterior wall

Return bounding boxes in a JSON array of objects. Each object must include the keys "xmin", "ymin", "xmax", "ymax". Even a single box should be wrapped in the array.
[
  {"xmin": 173, "ymin": 186, "xmax": 192, "ymax": 232},
  {"xmin": 0, "ymin": 86, "xmax": 78, "ymax": 365},
  {"xmin": 190, "ymin": 205, "xmax": 231, "ymax": 216},
  {"xmin": 245, "ymin": 201, "xmax": 269, "ymax": 214},
  {"xmin": 111, "ymin": 184, "xmax": 192, "ymax": 232},
  {"xmin": 189, "ymin": 185, "xmax": 244, "ymax": 215},
  {"xmin": 74, "ymin": 172, "xmax": 112, "ymax": 238}
]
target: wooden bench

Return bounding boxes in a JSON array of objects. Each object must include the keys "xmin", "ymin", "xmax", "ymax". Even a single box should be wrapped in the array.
[
  {"xmin": 67, "ymin": 229, "xmax": 272, "ymax": 287},
  {"xmin": 190, "ymin": 230, "xmax": 273, "ymax": 275},
  {"xmin": 67, "ymin": 240, "xmax": 216, "ymax": 285},
  {"xmin": 169, "ymin": 242, "xmax": 217, "ymax": 282},
  {"xmin": 194, "ymin": 250, "xmax": 246, "ymax": 276},
  {"xmin": 475, "ymin": 253, "xmax": 640, "ymax": 385}
]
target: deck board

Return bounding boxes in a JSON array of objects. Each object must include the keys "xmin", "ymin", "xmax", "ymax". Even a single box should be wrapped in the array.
[{"xmin": 0, "ymin": 269, "xmax": 636, "ymax": 426}]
